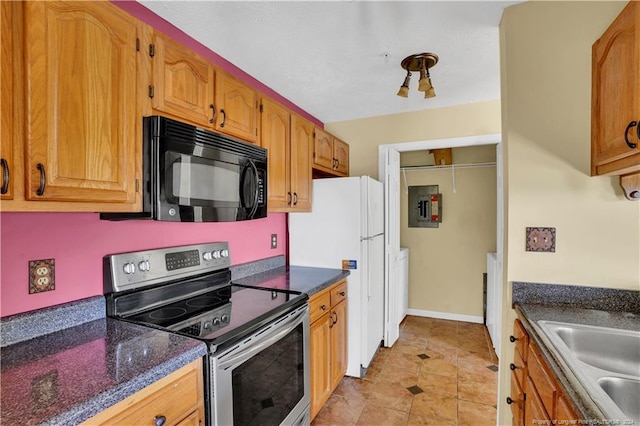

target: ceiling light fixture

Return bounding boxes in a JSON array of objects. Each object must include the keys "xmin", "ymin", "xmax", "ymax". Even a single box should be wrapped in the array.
[{"xmin": 397, "ymin": 53, "xmax": 438, "ymax": 99}]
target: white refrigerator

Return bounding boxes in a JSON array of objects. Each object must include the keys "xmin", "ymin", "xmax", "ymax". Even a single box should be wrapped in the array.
[{"xmin": 289, "ymin": 176, "xmax": 384, "ymax": 378}]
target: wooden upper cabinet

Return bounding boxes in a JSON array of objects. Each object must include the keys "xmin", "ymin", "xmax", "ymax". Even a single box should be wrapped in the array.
[
  {"xmin": 151, "ymin": 32, "xmax": 215, "ymax": 128},
  {"xmin": 1, "ymin": 1, "xmax": 13, "ymax": 200},
  {"xmin": 333, "ymin": 137, "xmax": 349, "ymax": 176},
  {"xmin": 313, "ymin": 127, "xmax": 350, "ymax": 177},
  {"xmin": 313, "ymin": 128, "xmax": 334, "ymax": 170},
  {"xmin": 592, "ymin": 1, "xmax": 640, "ymax": 177},
  {"xmin": 290, "ymin": 115, "xmax": 313, "ymax": 211},
  {"xmin": 214, "ymin": 71, "xmax": 258, "ymax": 143},
  {"xmin": 23, "ymin": 1, "xmax": 139, "ymax": 203},
  {"xmin": 260, "ymin": 97, "xmax": 291, "ymax": 210}
]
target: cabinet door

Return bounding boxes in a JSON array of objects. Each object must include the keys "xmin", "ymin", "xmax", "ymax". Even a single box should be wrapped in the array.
[
  {"xmin": 313, "ymin": 128, "xmax": 334, "ymax": 170},
  {"xmin": 556, "ymin": 394, "xmax": 578, "ymax": 423},
  {"xmin": 524, "ymin": 376, "xmax": 550, "ymax": 426},
  {"xmin": 1, "ymin": 1, "xmax": 13, "ymax": 200},
  {"xmin": 260, "ymin": 98, "xmax": 291, "ymax": 210},
  {"xmin": 152, "ymin": 32, "xmax": 215, "ymax": 128},
  {"xmin": 333, "ymin": 137, "xmax": 349, "ymax": 176},
  {"xmin": 24, "ymin": 1, "xmax": 138, "ymax": 203},
  {"xmin": 330, "ymin": 300, "xmax": 348, "ymax": 390},
  {"xmin": 214, "ymin": 72, "xmax": 258, "ymax": 143},
  {"xmin": 509, "ymin": 372, "xmax": 525, "ymax": 426},
  {"xmin": 290, "ymin": 115, "xmax": 313, "ymax": 211},
  {"xmin": 592, "ymin": 2, "xmax": 640, "ymax": 176},
  {"xmin": 310, "ymin": 314, "xmax": 332, "ymax": 420}
]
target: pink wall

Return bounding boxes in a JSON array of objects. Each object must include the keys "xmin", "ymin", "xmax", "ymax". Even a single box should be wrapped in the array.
[
  {"xmin": 112, "ymin": 1, "xmax": 323, "ymax": 128},
  {"xmin": 0, "ymin": 213, "xmax": 287, "ymax": 317}
]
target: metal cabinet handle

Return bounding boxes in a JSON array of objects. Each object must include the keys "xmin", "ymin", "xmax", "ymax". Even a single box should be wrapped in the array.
[
  {"xmin": 332, "ymin": 312, "xmax": 338, "ymax": 325},
  {"xmin": 209, "ymin": 104, "xmax": 216, "ymax": 124},
  {"xmin": 624, "ymin": 121, "xmax": 638, "ymax": 149},
  {"xmin": 510, "ymin": 363, "xmax": 517, "ymax": 371},
  {"xmin": 220, "ymin": 109, "xmax": 226, "ymax": 127},
  {"xmin": 154, "ymin": 415, "xmax": 166, "ymax": 426},
  {"xmin": 287, "ymin": 192, "xmax": 292, "ymax": 205},
  {"xmin": 509, "ymin": 335, "xmax": 517, "ymax": 343},
  {"xmin": 339, "ymin": 291, "xmax": 346, "ymax": 297},
  {"xmin": 0, "ymin": 158, "xmax": 9, "ymax": 195},
  {"xmin": 506, "ymin": 397, "xmax": 514, "ymax": 405},
  {"xmin": 293, "ymin": 192, "xmax": 298, "ymax": 206},
  {"xmin": 36, "ymin": 163, "xmax": 46, "ymax": 196},
  {"xmin": 335, "ymin": 159, "xmax": 340, "ymax": 169},
  {"xmin": 320, "ymin": 304, "xmax": 327, "ymax": 311}
]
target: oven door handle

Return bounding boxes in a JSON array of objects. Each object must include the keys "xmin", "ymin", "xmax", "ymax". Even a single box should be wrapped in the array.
[{"xmin": 217, "ymin": 307, "xmax": 307, "ymax": 371}]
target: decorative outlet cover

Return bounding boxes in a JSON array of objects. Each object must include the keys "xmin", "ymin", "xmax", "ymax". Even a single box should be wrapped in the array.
[
  {"xmin": 526, "ymin": 227, "xmax": 556, "ymax": 252},
  {"xmin": 29, "ymin": 258, "xmax": 55, "ymax": 294}
]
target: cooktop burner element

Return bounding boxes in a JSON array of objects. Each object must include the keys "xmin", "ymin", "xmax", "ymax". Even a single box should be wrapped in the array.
[
  {"xmin": 148, "ymin": 307, "xmax": 187, "ymax": 320},
  {"xmin": 186, "ymin": 294, "xmax": 225, "ymax": 308}
]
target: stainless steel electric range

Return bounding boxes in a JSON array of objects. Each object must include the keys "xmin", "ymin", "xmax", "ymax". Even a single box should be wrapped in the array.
[{"xmin": 104, "ymin": 242, "xmax": 310, "ymax": 426}]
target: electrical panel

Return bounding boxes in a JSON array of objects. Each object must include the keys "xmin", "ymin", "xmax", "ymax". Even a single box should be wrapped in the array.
[{"xmin": 408, "ymin": 185, "xmax": 442, "ymax": 228}]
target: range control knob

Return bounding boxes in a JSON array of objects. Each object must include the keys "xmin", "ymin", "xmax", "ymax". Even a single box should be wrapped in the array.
[
  {"xmin": 212, "ymin": 250, "xmax": 221, "ymax": 259},
  {"xmin": 123, "ymin": 262, "xmax": 136, "ymax": 275},
  {"xmin": 221, "ymin": 314, "xmax": 229, "ymax": 323},
  {"xmin": 203, "ymin": 251, "xmax": 213, "ymax": 261},
  {"xmin": 138, "ymin": 260, "xmax": 150, "ymax": 272},
  {"xmin": 212, "ymin": 317, "xmax": 221, "ymax": 326},
  {"xmin": 203, "ymin": 321, "xmax": 212, "ymax": 330},
  {"xmin": 220, "ymin": 249, "xmax": 229, "ymax": 258}
]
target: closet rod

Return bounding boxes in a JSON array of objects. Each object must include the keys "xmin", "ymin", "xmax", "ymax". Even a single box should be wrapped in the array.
[{"xmin": 400, "ymin": 161, "xmax": 496, "ymax": 171}]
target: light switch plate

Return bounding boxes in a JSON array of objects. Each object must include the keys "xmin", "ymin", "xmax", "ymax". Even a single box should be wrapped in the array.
[
  {"xmin": 526, "ymin": 227, "xmax": 556, "ymax": 252},
  {"xmin": 29, "ymin": 258, "xmax": 55, "ymax": 294}
]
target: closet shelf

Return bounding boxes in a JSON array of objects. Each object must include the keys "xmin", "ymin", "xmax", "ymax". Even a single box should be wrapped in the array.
[{"xmin": 400, "ymin": 161, "xmax": 496, "ymax": 171}]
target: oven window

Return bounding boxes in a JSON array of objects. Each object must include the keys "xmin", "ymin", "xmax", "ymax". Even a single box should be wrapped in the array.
[
  {"xmin": 232, "ymin": 323, "xmax": 305, "ymax": 425},
  {"xmin": 167, "ymin": 152, "xmax": 239, "ymax": 205}
]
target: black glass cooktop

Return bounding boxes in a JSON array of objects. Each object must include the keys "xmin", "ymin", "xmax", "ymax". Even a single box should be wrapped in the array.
[{"xmin": 125, "ymin": 284, "xmax": 307, "ymax": 352}]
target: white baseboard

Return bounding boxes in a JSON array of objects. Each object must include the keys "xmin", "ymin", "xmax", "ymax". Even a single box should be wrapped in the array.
[{"xmin": 406, "ymin": 308, "xmax": 484, "ymax": 324}]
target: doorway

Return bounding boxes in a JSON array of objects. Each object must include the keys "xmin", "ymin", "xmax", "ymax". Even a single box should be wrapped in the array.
[{"xmin": 378, "ymin": 133, "xmax": 503, "ymax": 353}]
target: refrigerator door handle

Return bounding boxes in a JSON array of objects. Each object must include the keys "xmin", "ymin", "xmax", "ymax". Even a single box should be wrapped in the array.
[{"xmin": 366, "ymin": 239, "xmax": 372, "ymax": 301}]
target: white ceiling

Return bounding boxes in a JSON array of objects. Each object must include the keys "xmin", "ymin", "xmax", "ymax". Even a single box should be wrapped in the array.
[{"xmin": 140, "ymin": 1, "xmax": 521, "ymax": 124}]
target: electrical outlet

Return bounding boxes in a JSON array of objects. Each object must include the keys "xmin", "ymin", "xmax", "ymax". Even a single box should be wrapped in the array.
[
  {"xmin": 271, "ymin": 234, "xmax": 277, "ymax": 249},
  {"xmin": 29, "ymin": 259, "xmax": 55, "ymax": 294},
  {"xmin": 526, "ymin": 227, "xmax": 556, "ymax": 252}
]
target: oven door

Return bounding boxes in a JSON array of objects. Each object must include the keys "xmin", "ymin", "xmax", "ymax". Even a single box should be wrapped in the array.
[{"xmin": 211, "ymin": 305, "xmax": 310, "ymax": 426}]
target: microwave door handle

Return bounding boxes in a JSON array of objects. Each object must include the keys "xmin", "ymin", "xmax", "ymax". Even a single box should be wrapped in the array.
[
  {"xmin": 239, "ymin": 163, "xmax": 249, "ymax": 210},
  {"xmin": 247, "ymin": 159, "xmax": 260, "ymax": 218}
]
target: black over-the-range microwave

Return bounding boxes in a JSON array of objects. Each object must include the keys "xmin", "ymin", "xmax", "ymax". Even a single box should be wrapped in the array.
[{"xmin": 101, "ymin": 116, "xmax": 267, "ymax": 222}]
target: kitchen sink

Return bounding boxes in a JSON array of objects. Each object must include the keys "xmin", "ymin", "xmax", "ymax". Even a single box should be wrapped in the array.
[
  {"xmin": 598, "ymin": 377, "xmax": 640, "ymax": 421},
  {"xmin": 537, "ymin": 320, "xmax": 640, "ymax": 423},
  {"xmin": 549, "ymin": 322, "xmax": 640, "ymax": 377}
]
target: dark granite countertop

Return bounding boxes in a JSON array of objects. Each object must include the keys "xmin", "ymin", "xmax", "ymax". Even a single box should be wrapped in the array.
[
  {"xmin": 514, "ymin": 302, "xmax": 640, "ymax": 422},
  {"xmin": 232, "ymin": 265, "xmax": 350, "ymax": 296},
  {"xmin": 0, "ymin": 317, "xmax": 207, "ymax": 425}
]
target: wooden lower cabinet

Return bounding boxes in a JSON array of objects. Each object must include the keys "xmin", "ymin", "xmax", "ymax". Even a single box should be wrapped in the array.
[
  {"xmin": 81, "ymin": 359, "xmax": 205, "ymax": 426},
  {"xmin": 309, "ymin": 279, "xmax": 348, "ymax": 420},
  {"xmin": 508, "ymin": 319, "xmax": 580, "ymax": 426}
]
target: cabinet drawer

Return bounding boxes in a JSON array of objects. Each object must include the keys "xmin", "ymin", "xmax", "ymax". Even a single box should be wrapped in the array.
[
  {"xmin": 511, "ymin": 347, "xmax": 526, "ymax": 389},
  {"xmin": 528, "ymin": 342, "xmax": 557, "ymax": 417},
  {"xmin": 512, "ymin": 319, "xmax": 529, "ymax": 362},
  {"xmin": 82, "ymin": 361, "xmax": 203, "ymax": 426},
  {"xmin": 330, "ymin": 280, "xmax": 347, "ymax": 307},
  {"xmin": 309, "ymin": 291, "xmax": 331, "ymax": 324}
]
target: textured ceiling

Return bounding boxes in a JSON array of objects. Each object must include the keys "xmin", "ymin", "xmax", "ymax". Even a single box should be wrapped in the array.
[{"xmin": 140, "ymin": 1, "xmax": 521, "ymax": 124}]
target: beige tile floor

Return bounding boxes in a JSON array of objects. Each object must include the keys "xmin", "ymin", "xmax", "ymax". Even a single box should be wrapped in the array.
[{"xmin": 311, "ymin": 315, "xmax": 499, "ymax": 426}]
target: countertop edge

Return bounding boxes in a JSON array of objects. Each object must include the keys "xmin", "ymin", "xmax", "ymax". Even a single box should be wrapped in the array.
[
  {"xmin": 514, "ymin": 303, "xmax": 606, "ymax": 422},
  {"xmin": 42, "ymin": 342, "xmax": 208, "ymax": 426}
]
